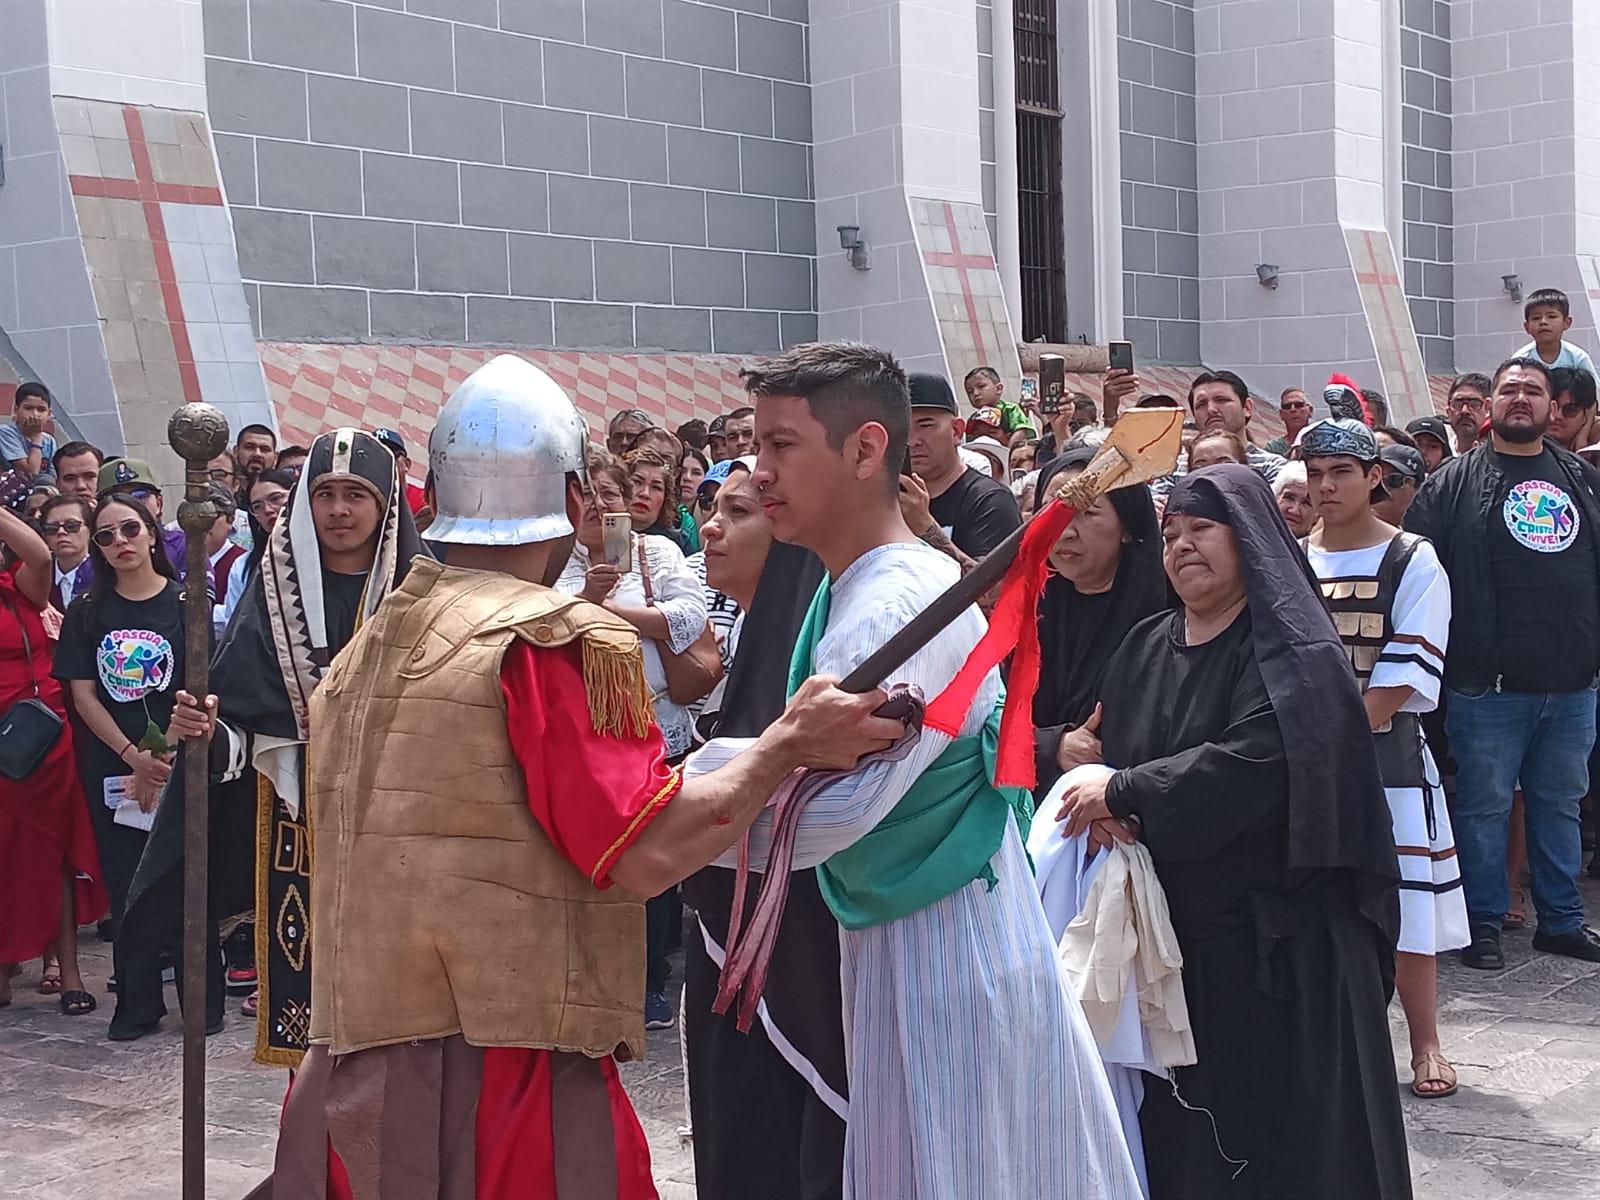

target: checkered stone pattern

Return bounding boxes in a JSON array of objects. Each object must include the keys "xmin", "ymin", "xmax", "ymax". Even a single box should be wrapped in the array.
[
  {"xmin": 56, "ymin": 96, "xmax": 274, "ymax": 475},
  {"xmin": 261, "ymin": 343, "xmax": 757, "ymax": 454},
  {"xmin": 1348, "ymin": 228, "xmax": 1432, "ymax": 425},
  {"xmin": 910, "ymin": 197, "xmax": 1023, "ymax": 402}
]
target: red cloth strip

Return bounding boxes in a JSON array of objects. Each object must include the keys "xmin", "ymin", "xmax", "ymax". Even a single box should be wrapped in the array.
[{"xmin": 922, "ymin": 498, "xmax": 1080, "ymax": 790}]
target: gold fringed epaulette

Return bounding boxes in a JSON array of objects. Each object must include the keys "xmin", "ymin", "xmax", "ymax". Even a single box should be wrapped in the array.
[{"xmin": 581, "ymin": 630, "xmax": 655, "ymax": 738}]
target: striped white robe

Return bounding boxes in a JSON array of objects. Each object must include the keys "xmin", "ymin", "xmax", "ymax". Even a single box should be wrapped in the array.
[{"xmin": 687, "ymin": 542, "xmax": 1140, "ymax": 1200}]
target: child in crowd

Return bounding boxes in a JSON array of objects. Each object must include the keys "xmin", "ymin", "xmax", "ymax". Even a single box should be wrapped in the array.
[
  {"xmin": 963, "ymin": 366, "xmax": 1032, "ymax": 434},
  {"xmin": 1, "ymin": 382, "xmax": 58, "ymax": 477},
  {"xmin": 1516, "ymin": 288, "xmax": 1600, "ymax": 385}
]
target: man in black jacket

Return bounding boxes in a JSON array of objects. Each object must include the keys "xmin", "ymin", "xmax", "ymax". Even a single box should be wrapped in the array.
[{"xmin": 1405, "ymin": 356, "xmax": 1600, "ymax": 970}]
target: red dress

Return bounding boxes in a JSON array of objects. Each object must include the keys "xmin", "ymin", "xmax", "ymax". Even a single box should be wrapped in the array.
[{"xmin": 0, "ymin": 572, "xmax": 108, "ymax": 962}]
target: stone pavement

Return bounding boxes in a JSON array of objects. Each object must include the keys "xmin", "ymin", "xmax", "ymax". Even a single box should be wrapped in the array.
[{"xmin": 3, "ymin": 883, "xmax": 1598, "ymax": 1199}]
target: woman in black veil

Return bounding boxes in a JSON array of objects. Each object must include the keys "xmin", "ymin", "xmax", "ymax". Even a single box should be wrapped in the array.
[{"xmin": 1056, "ymin": 464, "xmax": 1410, "ymax": 1200}]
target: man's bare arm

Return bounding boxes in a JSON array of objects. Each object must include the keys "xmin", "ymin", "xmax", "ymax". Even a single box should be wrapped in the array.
[{"xmin": 608, "ymin": 677, "xmax": 905, "ymax": 896}]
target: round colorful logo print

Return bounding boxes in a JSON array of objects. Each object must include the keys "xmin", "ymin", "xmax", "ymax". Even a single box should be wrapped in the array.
[
  {"xmin": 96, "ymin": 629, "xmax": 175, "ymax": 703},
  {"xmin": 1503, "ymin": 480, "xmax": 1580, "ymax": 553}
]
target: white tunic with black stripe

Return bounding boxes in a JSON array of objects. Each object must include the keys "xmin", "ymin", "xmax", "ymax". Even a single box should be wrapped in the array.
[
  {"xmin": 687, "ymin": 542, "xmax": 1141, "ymax": 1200},
  {"xmin": 1306, "ymin": 537, "xmax": 1470, "ymax": 955}
]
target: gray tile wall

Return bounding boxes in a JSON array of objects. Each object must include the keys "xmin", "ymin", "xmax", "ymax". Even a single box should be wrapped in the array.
[
  {"xmin": 1401, "ymin": 0, "xmax": 1453, "ymax": 373},
  {"xmin": 1118, "ymin": 0, "xmax": 1199, "ymax": 364},
  {"xmin": 204, "ymin": 0, "xmax": 815, "ymax": 354}
]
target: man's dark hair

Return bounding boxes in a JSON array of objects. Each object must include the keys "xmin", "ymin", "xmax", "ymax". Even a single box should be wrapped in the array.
[
  {"xmin": 1373, "ymin": 424, "xmax": 1418, "ymax": 449},
  {"xmin": 39, "ymin": 493, "xmax": 92, "ymax": 526},
  {"xmin": 1551, "ymin": 365, "xmax": 1597, "ymax": 411},
  {"xmin": 675, "ymin": 419, "xmax": 709, "ymax": 450},
  {"xmin": 1449, "ymin": 372, "xmax": 1492, "ymax": 399},
  {"xmin": 741, "ymin": 342, "xmax": 909, "ymax": 493},
  {"xmin": 52, "ymin": 440, "xmax": 103, "ymax": 472},
  {"xmin": 1492, "ymin": 355, "xmax": 1553, "ymax": 394},
  {"xmin": 1360, "ymin": 389, "xmax": 1389, "ymax": 426},
  {"xmin": 14, "ymin": 381, "xmax": 52, "ymax": 408},
  {"xmin": 1187, "ymin": 370, "xmax": 1249, "ymax": 406},
  {"xmin": 1525, "ymin": 288, "xmax": 1570, "ymax": 320},
  {"xmin": 236, "ymin": 422, "xmax": 276, "ymax": 445},
  {"xmin": 276, "ymin": 444, "xmax": 308, "ymax": 461},
  {"xmin": 964, "ymin": 366, "xmax": 1001, "ymax": 385},
  {"xmin": 728, "ymin": 406, "xmax": 756, "ymax": 422}
]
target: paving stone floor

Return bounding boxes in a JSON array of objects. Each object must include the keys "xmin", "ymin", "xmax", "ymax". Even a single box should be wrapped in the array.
[{"xmin": 3, "ymin": 880, "xmax": 1598, "ymax": 1199}]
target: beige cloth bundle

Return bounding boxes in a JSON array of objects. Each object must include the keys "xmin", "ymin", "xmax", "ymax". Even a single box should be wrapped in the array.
[{"xmin": 1058, "ymin": 838, "xmax": 1197, "ymax": 1069}]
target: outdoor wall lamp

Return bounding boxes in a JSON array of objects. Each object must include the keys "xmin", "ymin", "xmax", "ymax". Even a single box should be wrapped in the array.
[
  {"xmin": 1255, "ymin": 263, "xmax": 1280, "ymax": 290},
  {"xmin": 837, "ymin": 224, "xmax": 872, "ymax": 271},
  {"xmin": 1503, "ymin": 273, "xmax": 1523, "ymax": 303}
]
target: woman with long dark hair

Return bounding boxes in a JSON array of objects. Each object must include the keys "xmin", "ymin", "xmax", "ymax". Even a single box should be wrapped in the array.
[
  {"xmin": 52, "ymin": 496, "xmax": 184, "ymax": 944},
  {"xmin": 1032, "ymin": 447, "xmax": 1171, "ymax": 799},
  {"xmin": 625, "ymin": 445, "xmax": 692, "ymax": 552},
  {"xmin": 214, "ymin": 467, "xmax": 294, "ymax": 634}
]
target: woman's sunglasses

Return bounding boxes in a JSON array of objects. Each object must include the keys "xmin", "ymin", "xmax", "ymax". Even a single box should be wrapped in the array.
[
  {"xmin": 92, "ymin": 519, "xmax": 147, "ymax": 548},
  {"xmin": 41, "ymin": 519, "xmax": 85, "ymax": 535}
]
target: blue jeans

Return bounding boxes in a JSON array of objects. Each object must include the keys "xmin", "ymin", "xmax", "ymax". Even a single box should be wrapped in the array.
[{"xmin": 1445, "ymin": 684, "xmax": 1597, "ymax": 936}]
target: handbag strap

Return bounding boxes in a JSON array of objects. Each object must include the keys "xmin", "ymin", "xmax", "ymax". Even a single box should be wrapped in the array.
[{"xmin": 0, "ymin": 590, "xmax": 43, "ymax": 700}]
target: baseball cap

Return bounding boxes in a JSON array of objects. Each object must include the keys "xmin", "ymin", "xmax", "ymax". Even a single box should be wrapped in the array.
[
  {"xmin": 1379, "ymin": 444, "xmax": 1427, "ymax": 487},
  {"xmin": 98, "ymin": 458, "xmax": 159, "ymax": 496},
  {"xmin": 908, "ymin": 373, "xmax": 958, "ymax": 414},
  {"xmin": 372, "ymin": 428, "xmax": 408, "ymax": 458},
  {"xmin": 967, "ymin": 406, "xmax": 1003, "ymax": 433},
  {"xmin": 1405, "ymin": 416, "xmax": 1453, "ymax": 457},
  {"xmin": 707, "ymin": 414, "xmax": 728, "ymax": 436},
  {"xmin": 965, "ymin": 436, "xmax": 1010, "ymax": 478}
]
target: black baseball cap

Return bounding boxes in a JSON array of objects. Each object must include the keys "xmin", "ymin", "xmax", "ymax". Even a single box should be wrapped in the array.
[
  {"xmin": 707, "ymin": 414, "xmax": 728, "ymax": 435},
  {"xmin": 908, "ymin": 373, "xmax": 958, "ymax": 414},
  {"xmin": 1380, "ymin": 444, "xmax": 1427, "ymax": 486},
  {"xmin": 1404, "ymin": 416, "xmax": 1453, "ymax": 457},
  {"xmin": 372, "ymin": 428, "xmax": 408, "ymax": 458}
]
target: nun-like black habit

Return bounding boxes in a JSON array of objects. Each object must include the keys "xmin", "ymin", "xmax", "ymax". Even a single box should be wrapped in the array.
[
  {"xmin": 679, "ymin": 541, "xmax": 849, "ymax": 1200},
  {"xmin": 1092, "ymin": 465, "xmax": 1409, "ymax": 1200},
  {"xmin": 1030, "ymin": 446, "xmax": 1170, "ymax": 796}
]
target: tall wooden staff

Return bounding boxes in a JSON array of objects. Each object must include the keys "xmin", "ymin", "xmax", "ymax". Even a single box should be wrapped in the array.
[{"xmin": 168, "ymin": 401, "xmax": 230, "ymax": 1200}]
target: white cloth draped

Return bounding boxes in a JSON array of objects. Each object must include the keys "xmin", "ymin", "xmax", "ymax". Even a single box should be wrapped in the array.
[{"xmin": 687, "ymin": 542, "xmax": 1140, "ymax": 1200}]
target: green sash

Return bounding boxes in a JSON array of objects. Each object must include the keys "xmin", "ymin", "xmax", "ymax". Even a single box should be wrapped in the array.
[{"xmin": 787, "ymin": 578, "xmax": 1032, "ymax": 931}]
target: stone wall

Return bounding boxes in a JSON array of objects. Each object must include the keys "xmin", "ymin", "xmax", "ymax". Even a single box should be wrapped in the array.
[
  {"xmin": 203, "ymin": 0, "xmax": 816, "ymax": 355},
  {"xmin": 1401, "ymin": 0, "xmax": 1454, "ymax": 372}
]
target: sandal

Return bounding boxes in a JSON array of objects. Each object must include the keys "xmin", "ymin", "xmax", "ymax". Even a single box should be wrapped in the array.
[
  {"xmin": 59, "ymin": 990, "xmax": 96, "ymax": 1016},
  {"xmin": 38, "ymin": 957, "xmax": 62, "ymax": 995},
  {"xmin": 1411, "ymin": 1050, "xmax": 1458, "ymax": 1099},
  {"xmin": 1505, "ymin": 886, "xmax": 1530, "ymax": 930},
  {"xmin": 241, "ymin": 989, "xmax": 259, "ymax": 1018}
]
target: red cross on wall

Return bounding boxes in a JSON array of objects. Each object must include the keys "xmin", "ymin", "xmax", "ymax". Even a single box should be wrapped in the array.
[
  {"xmin": 923, "ymin": 201, "xmax": 998, "ymax": 361},
  {"xmin": 67, "ymin": 105, "xmax": 226, "ymax": 405}
]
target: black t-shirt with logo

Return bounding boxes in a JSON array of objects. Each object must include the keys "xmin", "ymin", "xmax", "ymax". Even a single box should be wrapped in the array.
[
  {"xmin": 1487, "ymin": 448, "xmax": 1600, "ymax": 692},
  {"xmin": 53, "ymin": 581, "xmax": 186, "ymax": 784},
  {"xmin": 928, "ymin": 467, "xmax": 1022, "ymax": 560}
]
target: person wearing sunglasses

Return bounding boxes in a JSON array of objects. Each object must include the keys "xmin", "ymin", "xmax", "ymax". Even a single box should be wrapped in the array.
[
  {"xmin": 94, "ymin": 458, "xmax": 213, "ymax": 595},
  {"xmin": 1373, "ymin": 444, "xmax": 1427, "ymax": 527},
  {"xmin": 1548, "ymin": 365, "xmax": 1598, "ymax": 453},
  {"xmin": 1264, "ymin": 387, "xmax": 1312, "ymax": 457},
  {"xmin": 38, "ymin": 494, "xmax": 94, "ymax": 613},
  {"xmin": 51, "ymin": 494, "xmax": 205, "ymax": 1039}
]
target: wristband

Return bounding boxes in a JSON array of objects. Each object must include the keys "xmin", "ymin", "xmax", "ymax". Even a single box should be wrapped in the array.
[{"xmin": 119, "ymin": 741, "xmax": 136, "ymax": 762}]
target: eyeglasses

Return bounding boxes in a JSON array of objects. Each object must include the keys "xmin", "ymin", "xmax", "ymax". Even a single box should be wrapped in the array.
[
  {"xmin": 41, "ymin": 519, "xmax": 84, "ymax": 535},
  {"xmin": 1446, "ymin": 396, "xmax": 1484, "ymax": 410},
  {"xmin": 249, "ymin": 493, "xmax": 289, "ymax": 514},
  {"xmin": 1559, "ymin": 401, "xmax": 1593, "ymax": 418},
  {"xmin": 1281, "ymin": 401, "xmax": 1311, "ymax": 412},
  {"xmin": 1381, "ymin": 473, "xmax": 1415, "ymax": 492},
  {"xmin": 593, "ymin": 487, "xmax": 627, "ymax": 509},
  {"xmin": 92, "ymin": 519, "xmax": 146, "ymax": 547},
  {"xmin": 208, "ymin": 468, "xmax": 236, "ymax": 482}
]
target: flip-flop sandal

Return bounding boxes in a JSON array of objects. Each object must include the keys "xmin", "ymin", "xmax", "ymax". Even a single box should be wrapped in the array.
[
  {"xmin": 1504, "ymin": 887, "xmax": 1530, "ymax": 929},
  {"xmin": 1411, "ymin": 1051, "xmax": 1458, "ymax": 1099},
  {"xmin": 241, "ymin": 990, "xmax": 259, "ymax": 1018},
  {"xmin": 38, "ymin": 958, "xmax": 63, "ymax": 995},
  {"xmin": 59, "ymin": 990, "xmax": 97, "ymax": 1016}
]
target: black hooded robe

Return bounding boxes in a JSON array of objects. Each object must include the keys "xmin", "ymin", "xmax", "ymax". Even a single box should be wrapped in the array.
[
  {"xmin": 1094, "ymin": 465, "xmax": 1410, "ymax": 1200},
  {"xmin": 680, "ymin": 541, "xmax": 849, "ymax": 1200}
]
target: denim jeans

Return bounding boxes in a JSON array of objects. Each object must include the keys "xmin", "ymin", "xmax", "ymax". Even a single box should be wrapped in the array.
[{"xmin": 1445, "ymin": 683, "xmax": 1597, "ymax": 936}]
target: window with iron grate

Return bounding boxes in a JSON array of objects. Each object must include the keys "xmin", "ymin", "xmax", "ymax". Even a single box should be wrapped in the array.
[{"xmin": 1015, "ymin": 0, "xmax": 1065, "ymax": 342}]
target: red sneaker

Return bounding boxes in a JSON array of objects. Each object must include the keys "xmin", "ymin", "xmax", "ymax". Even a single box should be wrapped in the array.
[{"xmin": 226, "ymin": 964, "xmax": 257, "ymax": 994}]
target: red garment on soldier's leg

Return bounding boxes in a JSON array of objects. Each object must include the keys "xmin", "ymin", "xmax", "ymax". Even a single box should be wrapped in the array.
[
  {"xmin": 476, "ymin": 1047, "xmax": 658, "ymax": 1200},
  {"xmin": 328, "ymin": 1139, "xmax": 353, "ymax": 1200}
]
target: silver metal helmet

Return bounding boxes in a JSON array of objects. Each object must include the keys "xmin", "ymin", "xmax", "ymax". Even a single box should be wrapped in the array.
[{"xmin": 427, "ymin": 355, "xmax": 589, "ymax": 545}]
